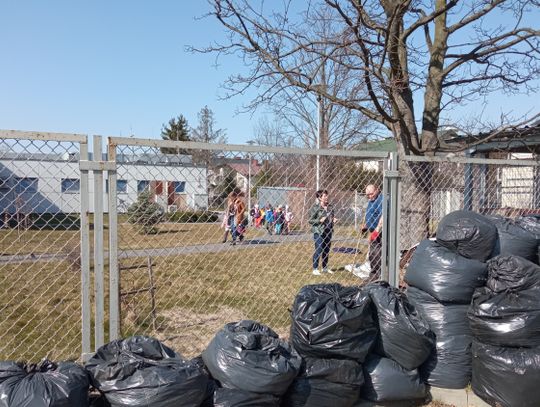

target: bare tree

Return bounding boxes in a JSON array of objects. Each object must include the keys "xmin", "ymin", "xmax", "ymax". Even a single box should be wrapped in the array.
[
  {"xmin": 197, "ymin": 0, "xmax": 540, "ymax": 244},
  {"xmin": 197, "ymin": 0, "xmax": 539, "ymax": 155},
  {"xmin": 191, "ymin": 106, "xmax": 227, "ymax": 144}
]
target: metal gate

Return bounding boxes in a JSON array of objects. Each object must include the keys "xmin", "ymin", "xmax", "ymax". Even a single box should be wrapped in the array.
[{"xmin": 106, "ymin": 137, "xmax": 390, "ymax": 357}]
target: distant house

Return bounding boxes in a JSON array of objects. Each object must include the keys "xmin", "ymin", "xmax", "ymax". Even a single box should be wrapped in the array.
[
  {"xmin": 0, "ymin": 152, "xmax": 208, "ymax": 215},
  {"xmin": 226, "ymin": 159, "xmax": 263, "ymax": 192}
]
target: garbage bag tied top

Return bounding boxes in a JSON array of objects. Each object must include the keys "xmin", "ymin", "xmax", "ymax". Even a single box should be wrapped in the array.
[
  {"xmin": 366, "ymin": 282, "xmax": 435, "ymax": 370},
  {"xmin": 406, "ymin": 287, "xmax": 472, "ymax": 389},
  {"xmin": 472, "ymin": 341, "xmax": 540, "ymax": 407},
  {"xmin": 202, "ymin": 320, "xmax": 301, "ymax": 396},
  {"xmin": 0, "ymin": 360, "xmax": 89, "ymax": 407},
  {"xmin": 405, "ymin": 239, "xmax": 488, "ymax": 304},
  {"xmin": 290, "ymin": 283, "xmax": 377, "ymax": 361},
  {"xmin": 85, "ymin": 336, "xmax": 209, "ymax": 407},
  {"xmin": 436, "ymin": 210, "xmax": 497, "ymax": 262},
  {"xmin": 362, "ymin": 354, "xmax": 428, "ymax": 403},
  {"xmin": 282, "ymin": 358, "xmax": 363, "ymax": 407},
  {"xmin": 485, "ymin": 254, "xmax": 540, "ymax": 292},
  {"xmin": 487, "ymin": 216, "xmax": 539, "ymax": 263},
  {"xmin": 469, "ymin": 255, "xmax": 540, "ymax": 347}
]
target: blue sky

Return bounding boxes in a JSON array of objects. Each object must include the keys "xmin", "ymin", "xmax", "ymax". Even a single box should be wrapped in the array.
[{"xmin": 0, "ymin": 1, "xmax": 538, "ymax": 145}]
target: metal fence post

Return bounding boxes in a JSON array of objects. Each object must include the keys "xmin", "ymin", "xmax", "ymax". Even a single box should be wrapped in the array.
[
  {"xmin": 381, "ymin": 159, "xmax": 389, "ymax": 281},
  {"xmin": 108, "ymin": 139, "xmax": 120, "ymax": 340},
  {"xmin": 387, "ymin": 153, "xmax": 401, "ymax": 287},
  {"xmin": 93, "ymin": 136, "xmax": 105, "ymax": 348},
  {"xmin": 79, "ymin": 138, "xmax": 92, "ymax": 361}
]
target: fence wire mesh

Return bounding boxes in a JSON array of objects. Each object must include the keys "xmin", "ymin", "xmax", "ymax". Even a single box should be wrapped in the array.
[
  {"xmin": 0, "ymin": 137, "xmax": 84, "ymax": 361},
  {"xmin": 399, "ymin": 156, "xmax": 540, "ymax": 267},
  {"xmin": 113, "ymin": 143, "xmax": 385, "ymax": 357},
  {"xmin": 3, "ymin": 130, "xmax": 539, "ymax": 363}
]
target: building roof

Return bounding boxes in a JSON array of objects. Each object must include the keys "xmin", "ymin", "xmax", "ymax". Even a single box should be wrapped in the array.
[{"xmin": 227, "ymin": 160, "xmax": 263, "ymax": 177}]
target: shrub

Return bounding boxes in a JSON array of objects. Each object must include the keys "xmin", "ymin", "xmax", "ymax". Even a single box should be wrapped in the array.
[
  {"xmin": 127, "ymin": 191, "xmax": 164, "ymax": 234},
  {"xmin": 167, "ymin": 211, "xmax": 219, "ymax": 223}
]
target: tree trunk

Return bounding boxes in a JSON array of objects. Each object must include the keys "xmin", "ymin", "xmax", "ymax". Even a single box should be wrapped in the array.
[{"xmin": 396, "ymin": 135, "xmax": 434, "ymax": 250}]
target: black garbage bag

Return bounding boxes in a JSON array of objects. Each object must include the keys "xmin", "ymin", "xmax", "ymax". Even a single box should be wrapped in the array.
[
  {"xmin": 0, "ymin": 359, "xmax": 89, "ymax": 407},
  {"xmin": 85, "ymin": 336, "xmax": 209, "ymax": 407},
  {"xmin": 487, "ymin": 216, "xmax": 538, "ymax": 263},
  {"xmin": 282, "ymin": 357, "xmax": 363, "ymax": 407},
  {"xmin": 366, "ymin": 282, "xmax": 435, "ymax": 370},
  {"xmin": 290, "ymin": 283, "xmax": 377, "ymax": 361},
  {"xmin": 362, "ymin": 354, "xmax": 428, "ymax": 403},
  {"xmin": 213, "ymin": 388, "xmax": 280, "ymax": 407},
  {"xmin": 405, "ymin": 239, "xmax": 487, "ymax": 304},
  {"xmin": 191, "ymin": 356, "xmax": 217, "ymax": 407},
  {"xmin": 485, "ymin": 254, "xmax": 540, "ymax": 292},
  {"xmin": 517, "ymin": 215, "xmax": 540, "ymax": 264},
  {"xmin": 202, "ymin": 320, "xmax": 301, "ymax": 396},
  {"xmin": 472, "ymin": 341, "xmax": 540, "ymax": 407},
  {"xmin": 469, "ymin": 286, "xmax": 540, "ymax": 348},
  {"xmin": 436, "ymin": 210, "xmax": 497, "ymax": 262},
  {"xmin": 406, "ymin": 287, "xmax": 472, "ymax": 389}
]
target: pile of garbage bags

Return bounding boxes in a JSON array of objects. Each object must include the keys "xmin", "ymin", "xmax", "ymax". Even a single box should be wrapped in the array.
[
  {"xmin": 404, "ymin": 211, "xmax": 496, "ymax": 388},
  {"xmin": 468, "ymin": 255, "xmax": 540, "ymax": 407},
  {"xmin": 286, "ymin": 283, "xmax": 375, "ymax": 406},
  {"xmin": 2, "ymin": 210, "xmax": 540, "ymax": 406}
]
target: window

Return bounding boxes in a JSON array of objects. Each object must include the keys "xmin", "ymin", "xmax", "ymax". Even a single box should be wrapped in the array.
[
  {"xmin": 137, "ymin": 180, "xmax": 150, "ymax": 193},
  {"xmin": 173, "ymin": 181, "xmax": 185, "ymax": 193},
  {"xmin": 61, "ymin": 178, "xmax": 80, "ymax": 193},
  {"xmin": 0, "ymin": 178, "xmax": 9, "ymax": 191},
  {"xmin": 105, "ymin": 179, "xmax": 128, "ymax": 193},
  {"xmin": 15, "ymin": 177, "xmax": 38, "ymax": 193},
  {"xmin": 117, "ymin": 179, "xmax": 128, "ymax": 193}
]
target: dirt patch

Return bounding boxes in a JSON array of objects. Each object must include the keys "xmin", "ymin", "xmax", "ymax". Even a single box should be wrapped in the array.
[{"xmin": 154, "ymin": 306, "xmax": 290, "ymax": 357}]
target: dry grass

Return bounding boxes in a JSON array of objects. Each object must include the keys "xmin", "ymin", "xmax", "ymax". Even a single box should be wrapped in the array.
[
  {"xmin": 118, "ymin": 240, "xmax": 368, "ymax": 357},
  {"xmin": 1, "ymin": 222, "xmax": 368, "ymax": 361}
]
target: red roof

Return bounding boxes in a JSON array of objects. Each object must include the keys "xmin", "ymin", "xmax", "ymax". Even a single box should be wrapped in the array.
[{"xmin": 228, "ymin": 160, "xmax": 262, "ymax": 177}]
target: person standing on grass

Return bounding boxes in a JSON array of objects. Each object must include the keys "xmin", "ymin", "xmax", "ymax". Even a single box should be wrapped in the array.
[
  {"xmin": 221, "ymin": 191, "xmax": 237, "ymax": 243},
  {"xmin": 284, "ymin": 205, "xmax": 294, "ymax": 235},
  {"xmin": 265, "ymin": 204, "xmax": 275, "ymax": 235},
  {"xmin": 275, "ymin": 205, "xmax": 285, "ymax": 235},
  {"xmin": 361, "ymin": 184, "xmax": 383, "ymax": 279},
  {"xmin": 308, "ymin": 189, "xmax": 337, "ymax": 275},
  {"xmin": 231, "ymin": 192, "xmax": 246, "ymax": 245}
]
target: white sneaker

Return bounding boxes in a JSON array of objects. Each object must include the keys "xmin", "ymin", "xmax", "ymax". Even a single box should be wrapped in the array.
[
  {"xmin": 322, "ymin": 268, "xmax": 334, "ymax": 274},
  {"xmin": 312, "ymin": 269, "xmax": 321, "ymax": 275}
]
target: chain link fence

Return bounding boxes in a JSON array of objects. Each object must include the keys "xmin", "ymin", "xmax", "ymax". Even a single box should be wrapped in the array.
[
  {"xmin": 111, "ymin": 139, "xmax": 386, "ymax": 357},
  {"xmin": 2, "ymin": 129, "xmax": 539, "ymax": 362},
  {"xmin": 399, "ymin": 155, "xmax": 540, "ymax": 270},
  {"xmin": 0, "ymin": 133, "xmax": 87, "ymax": 361}
]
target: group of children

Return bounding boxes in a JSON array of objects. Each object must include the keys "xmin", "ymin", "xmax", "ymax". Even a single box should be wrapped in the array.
[
  {"xmin": 251, "ymin": 204, "xmax": 294, "ymax": 235},
  {"xmin": 222, "ymin": 188, "xmax": 295, "ymax": 244}
]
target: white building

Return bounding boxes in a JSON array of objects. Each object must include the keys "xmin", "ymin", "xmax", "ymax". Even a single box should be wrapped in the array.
[{"xmin": 0, "ymin": 152, "xmax": 208, "ymax": 215}]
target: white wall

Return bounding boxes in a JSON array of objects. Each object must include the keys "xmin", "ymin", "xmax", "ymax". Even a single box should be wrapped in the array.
[{"xmin": 0, "ymin": 159, "xmax": 207, "ymax": 214}]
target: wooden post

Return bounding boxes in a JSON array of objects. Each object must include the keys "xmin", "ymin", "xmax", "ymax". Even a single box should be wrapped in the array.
[{"xmin": 147, "ymin": 257, "xmax": 157, "ymax": 332}]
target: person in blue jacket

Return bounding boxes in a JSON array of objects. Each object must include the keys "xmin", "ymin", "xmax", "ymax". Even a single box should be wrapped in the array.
[{"xmin": 361, "ymin": 184, "xmax": 383, "ymax": 279}]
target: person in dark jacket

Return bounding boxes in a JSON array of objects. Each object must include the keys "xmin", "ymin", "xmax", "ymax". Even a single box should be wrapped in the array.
[{"xmin": 308, "ymin": 189, "xmax": 337, "ymax": 275}]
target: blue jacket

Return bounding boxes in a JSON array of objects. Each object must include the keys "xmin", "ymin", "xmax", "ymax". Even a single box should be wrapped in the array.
[{"xmin": 365, "ymin": 193, "xmax": 383, "ymax": 231}]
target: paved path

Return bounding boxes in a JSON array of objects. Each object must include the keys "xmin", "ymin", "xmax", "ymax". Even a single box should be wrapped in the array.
[{"xmin": 0, "ymin": 233, "xmax": 367, "ymax": 264}]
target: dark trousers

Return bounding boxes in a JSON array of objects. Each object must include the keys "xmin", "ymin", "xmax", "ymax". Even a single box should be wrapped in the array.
[
  {"xmin": 369, "ymin": 236, "xmax": 382, "ymax": 278},
  {"xmin": 313, "ymin": 230, "xmax": 332, "ymax": 269}
]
